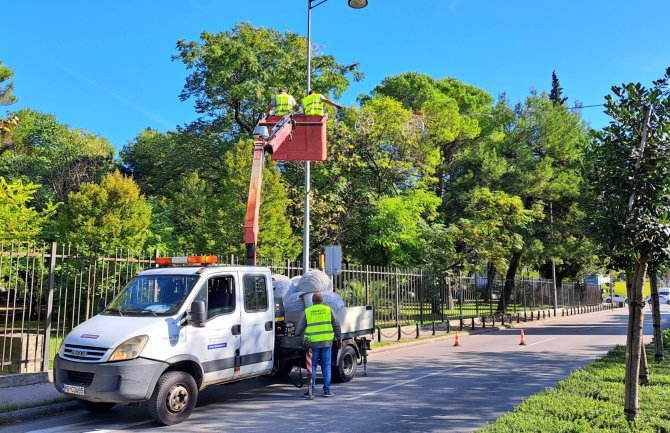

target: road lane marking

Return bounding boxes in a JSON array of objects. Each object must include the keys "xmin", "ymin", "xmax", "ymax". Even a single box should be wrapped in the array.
[
  {"xmin": 517, "ymin": 337, "xmax": 557, "ymax": 348},
  {"xmin": 346, "ymin": 365, "xmax": 459, "ymax": 401},
  {"xmin": 82, "ymin": 420, "xmax": 153, "ymax": 432}
]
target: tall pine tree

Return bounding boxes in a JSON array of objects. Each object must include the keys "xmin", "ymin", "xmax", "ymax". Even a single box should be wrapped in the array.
[{"xmin": 549, "ymin": 70, "xmax": 568, "ymax": 106}]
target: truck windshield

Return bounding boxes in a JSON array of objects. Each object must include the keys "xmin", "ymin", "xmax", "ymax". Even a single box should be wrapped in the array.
[{"xmin": 104, "ymin": 275, "xmax": 199, "ymax": 316}]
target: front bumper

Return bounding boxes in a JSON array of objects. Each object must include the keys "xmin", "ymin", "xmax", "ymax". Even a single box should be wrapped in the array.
[{"xmin": 54, "ymin": 355, "xmax": 168, "ymax": 403}]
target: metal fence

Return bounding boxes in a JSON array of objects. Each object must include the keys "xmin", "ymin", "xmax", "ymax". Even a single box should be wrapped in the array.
[{"xmin": 0, "ymin": 243, "xmax": 602, "ymax": 375}]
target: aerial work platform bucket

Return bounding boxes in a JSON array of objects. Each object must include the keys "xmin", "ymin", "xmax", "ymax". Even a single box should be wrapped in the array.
[{"xmin": 259, "ymin": 115, "xmax": 327, "ymax": 161}]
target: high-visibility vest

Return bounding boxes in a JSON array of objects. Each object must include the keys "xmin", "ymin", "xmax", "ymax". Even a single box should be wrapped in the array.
[
  {"xmin": 303, "ymin": 94, "xmax": 324, "ymax": 116},
  {"xmin": 275, "ymin": 93, "xmax": 291, "ymax": 116},
  {"xmin": 304, "ymin": 304, "xmax": 334, "ymax": 343}
]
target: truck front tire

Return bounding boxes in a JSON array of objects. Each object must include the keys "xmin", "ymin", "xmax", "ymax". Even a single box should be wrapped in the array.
[
  {"xmin": 332, "ymin": 345, "xmax": 357, "ymax": 383},
  {"xmin": 149, "ymin": 371, "xmax": 198, "ymax": 426}
]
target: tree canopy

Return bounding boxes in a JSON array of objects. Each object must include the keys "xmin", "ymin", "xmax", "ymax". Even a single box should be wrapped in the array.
[
  {"xmin": 59, "ymin": 171, "xmax": 152, "ymax": 252},
  {"xmin": 0, "ymin": 177, "xmax": 57, "ymax": 241}
]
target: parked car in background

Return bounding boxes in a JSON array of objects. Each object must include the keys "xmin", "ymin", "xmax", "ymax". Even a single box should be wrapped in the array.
[
  {"xmin": 644, "ymin": 287, "xmax": 670, "ymax": 304},
  {"xmin": 603, "ymin": 293, "xmax": 627, "ymax": 304}
]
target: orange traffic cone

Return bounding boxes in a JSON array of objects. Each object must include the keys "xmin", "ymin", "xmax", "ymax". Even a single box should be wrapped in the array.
[
  {"xmin": 519, "ymin": 329, "xmax": 527, "ymax": 346},
  {"xmin": 453, "ymin": 333, "xmax": 461, "ymax": 347}
]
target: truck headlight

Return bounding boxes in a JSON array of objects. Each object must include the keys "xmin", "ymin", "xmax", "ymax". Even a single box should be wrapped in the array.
[{"xmin": 108, "ymin": 335, "xmax": 149, "ymax": 362}]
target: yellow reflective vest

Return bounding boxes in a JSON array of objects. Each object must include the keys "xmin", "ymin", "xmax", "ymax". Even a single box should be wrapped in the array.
[
  {"xmin": 304, "ymin": 304, "xmax": 334, "ymax": 343},
  {"xmin": 275, "ymin": 93, "xmax": 291, "ymax": 116},
  {"xmin": 302, "ymin": 94, "xmax": 324, "ymax": 116}
]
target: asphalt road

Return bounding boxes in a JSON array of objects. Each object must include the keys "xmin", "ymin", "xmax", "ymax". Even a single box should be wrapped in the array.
[{"xmin": 7, "ymin": 305, "xmax": 669, "ymax": 433}]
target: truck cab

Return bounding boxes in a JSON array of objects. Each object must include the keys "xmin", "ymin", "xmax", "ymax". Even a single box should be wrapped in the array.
[{"xmin": 54, "ymin": 259, "xmax": 276, "ymax": 425}]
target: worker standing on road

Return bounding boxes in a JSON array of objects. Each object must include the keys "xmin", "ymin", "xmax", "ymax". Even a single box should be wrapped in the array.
[
  {"xmin": 302, "ymin": 89, "xmax": 342, "ymax": 116},
  {"xmin": 295, "ymin": 292, "xmax": 343, "ymax": 398},
  {"xmin": 268, "ymin": 88, "xmax": 299, "ymax": 116}
]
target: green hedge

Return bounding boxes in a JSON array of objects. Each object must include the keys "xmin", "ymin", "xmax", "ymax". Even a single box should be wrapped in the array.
[{"xmin": 478, "ymin": 331, "xmax": 670, "ymax": 433}]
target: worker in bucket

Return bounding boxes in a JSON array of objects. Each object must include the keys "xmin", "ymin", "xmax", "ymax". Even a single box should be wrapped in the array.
[
  {"xmin": 302, "ymin": 89, "xmax": 342, "ymax": 116},
  {"xmin": 268, "ymin": 88, "xmax": 299, "ymax": 116},
  {"xmin": 295, "ymin": 291, "xmax": 343, "ymax": 398}
]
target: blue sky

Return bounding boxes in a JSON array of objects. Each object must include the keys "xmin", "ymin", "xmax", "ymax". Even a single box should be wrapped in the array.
[{"xmin": 3, "ymin": 0, "xmax": 669, "ymax": 152}]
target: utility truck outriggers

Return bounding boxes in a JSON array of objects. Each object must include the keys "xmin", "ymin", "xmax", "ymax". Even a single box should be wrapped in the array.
[{"xmin": 54, "ymin": 256, "xmax": 373, "ymax": 425}]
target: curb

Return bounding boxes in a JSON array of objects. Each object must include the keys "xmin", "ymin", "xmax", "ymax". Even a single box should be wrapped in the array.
[
  {"xmin": 0, "ymin": 371, "xmax": 53, "ymax": 389},
  {"xmin": 0, "ymin": 401, "xmax": 78, "ymax": 425}
]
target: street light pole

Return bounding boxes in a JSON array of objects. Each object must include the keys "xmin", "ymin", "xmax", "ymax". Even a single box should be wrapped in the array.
[
  {"xmin": 303, "ymin": 0, "xmax": 367, "ymax": 273},
  {"xmin": 303, "ymin": 0, "xmax": 313, "ymax": 273}
]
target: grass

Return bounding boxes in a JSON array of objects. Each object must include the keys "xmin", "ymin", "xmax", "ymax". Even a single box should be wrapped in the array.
[
  {"xmin": 0, "ymin": 395, "xmax": 72, "ymax": 415},
  {"xmin": 476, "ymin": 331, "xmax": 670, "ymax": 433}
]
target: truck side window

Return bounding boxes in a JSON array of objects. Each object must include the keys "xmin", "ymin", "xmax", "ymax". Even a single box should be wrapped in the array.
[
  {"xmin": 243, "ymin": 275, "xmax": 268, "ymax": 313},
  {"xmin": 206, "ymin": 276, "xmax": 235, "ymax": 319}
]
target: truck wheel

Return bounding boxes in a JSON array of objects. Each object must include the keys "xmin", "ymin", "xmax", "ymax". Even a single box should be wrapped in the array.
[
  {"xmin": 149, "ymin": 371, "xmax": 198, "ymax": 426},
  {"xmin": 332, "ymin": 345, "xmax": 357, "ymax": 383},
  {"xmin": 77, "ymin": 399, "xmax": 115, "ymax": 413}
]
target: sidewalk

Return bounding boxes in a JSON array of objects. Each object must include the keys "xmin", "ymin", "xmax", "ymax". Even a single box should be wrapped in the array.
[{"xmin": 0, "ymin": 372, "xmax": 76, "ymax": 424}]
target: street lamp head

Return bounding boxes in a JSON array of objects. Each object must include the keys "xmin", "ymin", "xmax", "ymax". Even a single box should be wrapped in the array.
[{"xmin": 348, "ymin": 0, "xmax": 368, "ymax": 9}]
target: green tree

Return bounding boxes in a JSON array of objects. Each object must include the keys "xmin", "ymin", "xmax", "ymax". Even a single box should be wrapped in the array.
[
  {"xmin": 549, "ymin": 70, "xmax": 568, "ymax": 106},
  {"xmin": 0, "ymin": 177, "xmax": 57, "ymax": 241},
  {"xmin": 456, "ymin": 188, "xmax": 539, "ymax": 284},
  {"xmin": 446, "ymin": 92, "xmax": 591, "ymax": 310},
  {"xmin": 367, "ymin": 189, "xmax": 440, "ymax": 267},
  {"xmin": 134, "ymin": 138, "xmax": 300, "ymax": 260},
  {"xmin": 0, "ymin": 61, "xmax": 16, "ymax": 106},
  {"xmin": 174, "ymin": 22, "xmax": 362, "ymax": 136},
  {"xmin": 1, "ymin": 109, "xmax": 115, "ymax": 207},
  {"xmin": 218, "ymin": 139, "xmax": 300, "ymax": 261},
  {"xmin": 59, "ymin": 171, "xmax": 152, "ymax": 252},
  {"xmin": 297, "ymin": 95, "xmax": 441, "ymax": 265},
  {"xmin": 587, "ymin": 68, "xmax": 670, "ymax": 420},
  {"xmin": 1, "ymin": 60, "xmax": 18, "ymax": 149},
  {"xmin": 371, "ymin": 73, "xmax": 493, "ymax": 206}
]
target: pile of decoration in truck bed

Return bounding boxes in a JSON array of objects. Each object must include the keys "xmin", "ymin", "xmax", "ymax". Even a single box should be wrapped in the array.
[{"xmin": 273, "ymin": 269, "xmax": 345, "ymax": 313}]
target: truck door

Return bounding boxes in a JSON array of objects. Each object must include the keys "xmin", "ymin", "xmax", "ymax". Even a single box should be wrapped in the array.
[
  {"xmin": 188, "ymin": 273, "xmax": 240, "ymax": 384},
  {"xmin": 237, "ymin": 272, "xmax": 274, "ymax": 377}
]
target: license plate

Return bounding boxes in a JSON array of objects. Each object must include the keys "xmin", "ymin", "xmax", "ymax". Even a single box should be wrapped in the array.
[{"xmin": 62, "ymin": 384, "xmax": 85, "ymax": 396}]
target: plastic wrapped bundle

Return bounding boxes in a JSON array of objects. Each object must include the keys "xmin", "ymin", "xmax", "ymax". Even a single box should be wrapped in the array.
[
  {"xmin": 300, "ymin": 290, "xmax": 345, "ymax": 312},
  {"xmin": 289, "ymin": 276, "xmax": 302, "ymax": 294},
  {"xmin": 298, "ymin": 269, "xmax": 333, "ymax": 293},
  {"xmin": 283, "ymin": 291, "xmax": 306, "ymax": 312},
  {"xmin": 272, "ymin": 274, "xmax": 293, "ymax": 300},
  {"xmin": 321, "ymin": 291, "xmax": 346, "ymax": 311}
]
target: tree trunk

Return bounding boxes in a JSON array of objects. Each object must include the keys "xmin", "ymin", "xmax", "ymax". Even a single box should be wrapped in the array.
[
  {"xmin": 649, "ymin": 271, "xmax": 665, "ymax": 361},
  {"xmin": 445, "ymin": 274, "xmax": 454, "ymax": 310},
  {"xmin": 498, "ymin": 251, "xmax": 521, "ymax": 313},
  {"xmin": 624, "ymin": 256, "xmax": 648, "ymax": 421},
  {"xmin": 639, "ymin": 337, "xmax": 649, "ymax": 386},
  {"xmin": 486, "ymin": 262, "xmax": 496, "ymax": 300}
]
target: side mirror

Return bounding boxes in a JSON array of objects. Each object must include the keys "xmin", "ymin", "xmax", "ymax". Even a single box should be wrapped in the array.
[
  {"xmin": 98, "ymin": 296, "xmax": 106, "ymax": 313},
  {"xmin": 189, "ymin": 300, "xmax": 206, "ymax": 328}
]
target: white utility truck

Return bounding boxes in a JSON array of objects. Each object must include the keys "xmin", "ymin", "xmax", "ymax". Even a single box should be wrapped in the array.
[{"xmin": 54, "ymin": 256, "xmax": 374, "ymax": 425}]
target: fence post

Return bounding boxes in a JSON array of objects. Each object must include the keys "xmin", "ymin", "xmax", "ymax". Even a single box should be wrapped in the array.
[
  {"xmin": 395, "ymin": 268, "xmax": 400, "ymax": 327},
  {"xmin": 42, "ymin": 242, "xmax": 58, "ymax": 372},
  {"xmin": 365, "ymin": 265, "xmax": 370, "ymax": 306},
  {"xmin": 419, "ymin": 269, "xmax": 424, "ymax": 325},
  {"xmin": 458, "ymin": 274, "xmax": 464, "ymax": 329},
  {"xmin": 441, "ymin": 272, "xmax": 446, "ymax": 323}
]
